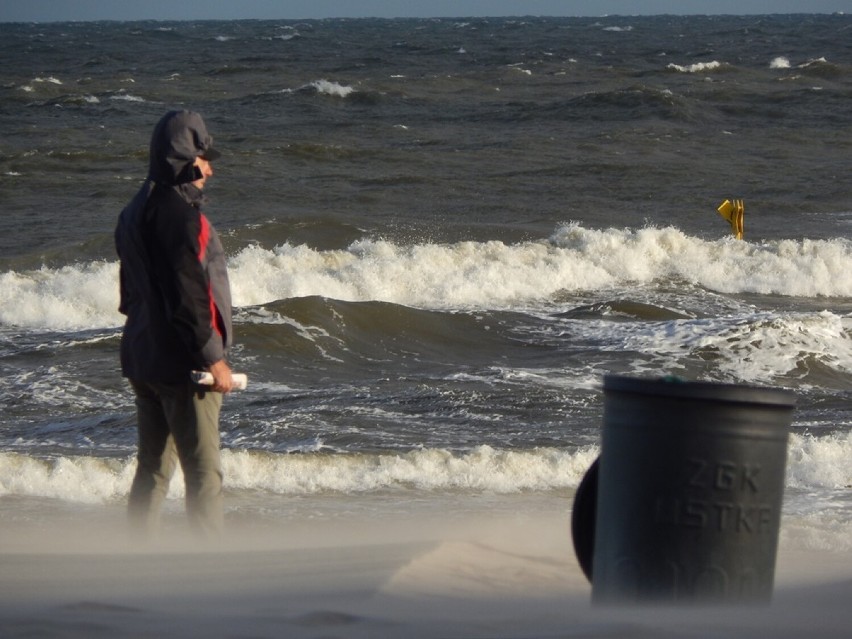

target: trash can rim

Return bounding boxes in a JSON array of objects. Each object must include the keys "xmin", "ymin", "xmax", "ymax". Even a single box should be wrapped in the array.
[{"xmin": 603, "ymin": 374, "xmax": 796, "ymax": 408}]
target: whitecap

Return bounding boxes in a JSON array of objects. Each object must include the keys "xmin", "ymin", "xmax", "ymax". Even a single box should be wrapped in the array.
[
  {"xmin": 2, "ymin": 432, "xmax": 848, "ymax": 503},
  {"xmin": 3, "ymin": 226, "xmax": 851, "ymax": 333},
  {"xmin": 109, "ymin": 93, "xmax": 145, "ymax": 102},
  {"xmin": 0, "ymin": 261, "xmax": 122, "ymax": 331},
  {"xmin": 667, "ymin": 60, "xmax": 724, "ymax": 73},
  {"xmin": 798, "ymin": 56, "xmax": 829, "ymax": 68},
  {"xmin": 305, "ymin": 79, "xmax": 355, "ymax": 98}
]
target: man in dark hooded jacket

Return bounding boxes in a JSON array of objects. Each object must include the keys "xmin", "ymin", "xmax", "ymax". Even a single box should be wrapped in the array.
[{"xmin": 115, "ymin": 110, "xmax": 233, "ymax": 538}]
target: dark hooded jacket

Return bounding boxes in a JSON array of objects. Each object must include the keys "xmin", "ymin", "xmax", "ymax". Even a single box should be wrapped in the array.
[{"xmin": 115, "ymin": 110, "xmax": 232, "ymax": 383}]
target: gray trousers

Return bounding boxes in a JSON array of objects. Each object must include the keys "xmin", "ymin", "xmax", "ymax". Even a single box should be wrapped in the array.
[{"xmin": 127, "ymin": 380, "xmax": 224, "ymax": 538}]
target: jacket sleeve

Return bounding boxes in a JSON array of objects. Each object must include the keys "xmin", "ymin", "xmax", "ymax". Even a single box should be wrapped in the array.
[{"xmin": 155, "ymin": 203, "xmax": 225, "ymax": 368}]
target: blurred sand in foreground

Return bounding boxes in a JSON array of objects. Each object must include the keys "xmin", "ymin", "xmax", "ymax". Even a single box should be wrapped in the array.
[{"xmin": 0, "ymin": 508, "xmax": 849, "ymax": 639}]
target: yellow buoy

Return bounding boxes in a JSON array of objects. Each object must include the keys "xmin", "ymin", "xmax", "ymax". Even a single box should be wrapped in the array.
[{"xmin": 717, "ymin": 199, "xmax": 744, "ymax": 239}]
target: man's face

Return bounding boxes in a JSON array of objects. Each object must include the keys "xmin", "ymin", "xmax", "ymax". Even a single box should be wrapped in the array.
[{"xmin": 192, "ymin": 156, "xmax": 213, "ymax": 190}]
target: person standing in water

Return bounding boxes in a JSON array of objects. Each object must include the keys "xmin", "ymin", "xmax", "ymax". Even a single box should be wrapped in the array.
[{"xmin": 115, "ymin": 110, "xmax": 234, "ymax": 538}]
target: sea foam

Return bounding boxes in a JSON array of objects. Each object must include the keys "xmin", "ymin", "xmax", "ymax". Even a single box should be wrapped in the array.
[
  {"xmin": 568, "ymin": 309, "xmax": 852, "ymax": 384},
  {"xmin": 304, "ymin": 79, "xmax": 356, "ymax": 98},
  {"xmin": 0, "ymin": 433, "xmax": 847, "ymax": 502},
  {"xmin": 667, "ymin": 60, "xmax": 724, "ymax": 73},
  {"xmin": 1, "ymin": 226, "xmax": 851, "ymax": 331}
]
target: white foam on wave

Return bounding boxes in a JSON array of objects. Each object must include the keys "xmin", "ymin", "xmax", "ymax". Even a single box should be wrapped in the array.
[
  {"xmin": 770, "ymin": 56, "xmax": 792, "ymax": 69},
  {"xmin": 548, "ymin": 225, "xmax": 852, "ymax": 298},
  {"xmin": 109, "ymin": 93, "xmax": 145, "ymax": 103},
  {"xmin": 33, "ymin": 76, "xmax": 63, "ymax": 85},
  {"xmin": 573, "ymin": 310, "xmax": 852, "ymax": 383},
  {"xmin": 0, "ymin": 261, "xmax": 120, "ymax": 331},
  {"xmin": 798, "ymin": 56, "xmax": 829, "ymax": 68},
  {"xmin": 782, "ymin": 431, "xmax": 852, "ymax": 551},
  {"xmin": 305, "ymin": 79, "xmax": 355, "ymax": 98},
  {"xmin": 1, "ymin": 433, "xmax": 847, "ymax": 502},
  {"xmin": 229, "ymin": 225, "xmax": 852, "ymax": 309},
  {"xmin": 667, "ymin": 60, "xmax": 724, "ymax": 73},
  {"xmin": 0, "ymin": 452, "xmax": 134, "ymax": 504},
  {"xmin": 20, "ymin": 77, "xmax": 63, "ymax": 93},
  {"xmin": 226, "ymin": 445, "xmax": 602, "ymax": 495},
  {"xmin": 227, "ymin": 235, "xmax": 606, "ymax": 310},
  {"xmin": 0, "ymin": 446, "xmax": 599, "ymax": 503},
  {"xmin": 2, "ymin": 225, "xmax": 852, "ymax": 332},
  {"xmin": 787, "ymin": 431, "xmax": 852, "ymax": 490}
]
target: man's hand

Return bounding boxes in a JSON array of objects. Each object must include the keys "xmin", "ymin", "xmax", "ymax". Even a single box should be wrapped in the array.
[{"xmin": 208, "ymin": 359, "xmax": 233, "ymax": 393}]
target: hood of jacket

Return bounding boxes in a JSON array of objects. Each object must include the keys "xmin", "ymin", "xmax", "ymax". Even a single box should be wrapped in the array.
[{"xmin": 147, "ymin": 110, "xmax": 219, "ymax": 205}]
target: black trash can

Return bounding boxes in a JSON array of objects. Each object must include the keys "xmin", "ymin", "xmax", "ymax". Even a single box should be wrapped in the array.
[{"xmin": 585, "ymin": 375, "xmax": 795, "ymax": 605}]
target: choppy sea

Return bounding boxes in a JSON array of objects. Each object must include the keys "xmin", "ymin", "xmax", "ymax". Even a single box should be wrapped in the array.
[{"xmin": 0, "ymin": 15, "xmax": 850, "ymax": 549}]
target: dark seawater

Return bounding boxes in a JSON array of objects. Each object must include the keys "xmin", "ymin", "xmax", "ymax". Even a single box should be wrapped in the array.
[{"xmin": 0, "ymin": 16, "xmax": 849, "ymax": 544}]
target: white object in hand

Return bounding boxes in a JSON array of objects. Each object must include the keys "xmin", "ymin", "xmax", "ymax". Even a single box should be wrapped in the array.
[{"xmin": 191, "ymin": 371, "xmax": 248, "ymax": 390}]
